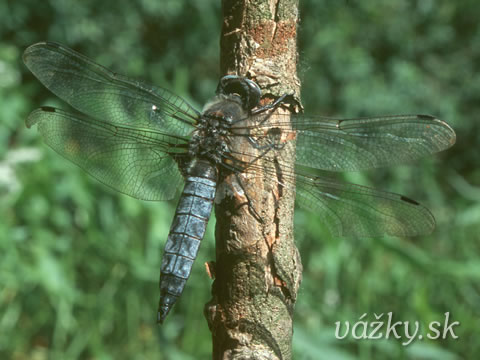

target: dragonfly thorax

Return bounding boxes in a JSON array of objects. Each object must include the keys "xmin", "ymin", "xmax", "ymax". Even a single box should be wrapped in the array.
[
  {"xmin": 189, "ymin": 122, "xmax": 229, "ymax": 164},
  {"xmin": 188, "ymin": 93, "xmax": 248, "ymax": 164}
]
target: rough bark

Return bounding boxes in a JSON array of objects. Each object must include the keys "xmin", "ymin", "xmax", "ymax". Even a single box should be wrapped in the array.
[{"xmin": 204, "ymin": 1, "xmax": 302, "ymax": 359}]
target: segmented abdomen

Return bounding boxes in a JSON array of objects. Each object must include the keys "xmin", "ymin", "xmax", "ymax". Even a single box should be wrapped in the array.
[{"xmin": 158, "ymin": 160, "xmax": 217, "ymax": 323}]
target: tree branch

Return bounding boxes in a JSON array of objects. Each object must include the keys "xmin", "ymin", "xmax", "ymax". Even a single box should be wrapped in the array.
[{"xmin": 205, "ymin": 1, "xmax": 302, "ymax": 359}]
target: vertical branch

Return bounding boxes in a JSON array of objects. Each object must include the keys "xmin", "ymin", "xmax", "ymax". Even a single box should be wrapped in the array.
[{"xmin": 204, "ymin": 1, "xmax": 302, "ymax": 359}]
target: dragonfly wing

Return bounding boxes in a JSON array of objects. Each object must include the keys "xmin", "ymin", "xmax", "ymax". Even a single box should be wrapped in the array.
[
  {"xmin": 27, "ymin": 107, "xmax": 187, "ymax": 201},
  {"xmin": 294, "ymin": 170, "xmax": 435, "ymax": 237},
  {"xmin": 248, "ymin": 113, "xmax": 456, "ymax": 171},
  {"xmin": 23, "ymin": 42, "xmax": 199, "ymax": 137},
  {"xmin": 235, "ymin": 159, "xmax": 435, "ymax": 237}
]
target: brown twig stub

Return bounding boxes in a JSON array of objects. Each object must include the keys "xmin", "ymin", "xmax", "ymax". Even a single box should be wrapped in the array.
[{"xmin": 207, "ymin": 1, "xmax": 302, "ymax": 359}]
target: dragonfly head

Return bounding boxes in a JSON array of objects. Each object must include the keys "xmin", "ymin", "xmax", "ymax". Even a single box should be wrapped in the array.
[{"xmin": 216, "ymin": 75, "xmax": 261, "ymax": 111}]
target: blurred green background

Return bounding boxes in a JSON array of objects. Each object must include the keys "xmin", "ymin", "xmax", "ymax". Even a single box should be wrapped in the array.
[{"xmin": 1, "ymin": 0, "xmax": 478, "ymax": 359}]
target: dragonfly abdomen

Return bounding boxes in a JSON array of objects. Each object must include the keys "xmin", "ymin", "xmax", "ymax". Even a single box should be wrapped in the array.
[{"xmin": 158, "ymin": 159, "xmax": 217, "ymax": 323}]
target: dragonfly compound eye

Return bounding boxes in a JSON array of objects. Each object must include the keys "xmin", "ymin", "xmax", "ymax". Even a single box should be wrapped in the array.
[{"xmin": 216, "ymin": 75, "xmax": 262, "ymax": 111}]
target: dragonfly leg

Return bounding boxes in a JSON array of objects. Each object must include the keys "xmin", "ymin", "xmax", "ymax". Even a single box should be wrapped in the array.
[
  {"xmin": 250, "ymin": 93, "xmax": 295, "ymax": 116},
  {"xmin": 247, "ymin": 130, "xmax": 287, "ymax": 152}
]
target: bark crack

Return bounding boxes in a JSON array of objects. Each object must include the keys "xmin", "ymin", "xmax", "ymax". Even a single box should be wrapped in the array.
[
  {"xmin": 262, "ymin": 155, "xmax": 293, "ymax": 302},
  {"xmin": 271, "ymin": 0, "xmax": 281, "ymax": 42}
]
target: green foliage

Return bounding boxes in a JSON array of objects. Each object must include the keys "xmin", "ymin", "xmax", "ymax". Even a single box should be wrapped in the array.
[{"xmin": 1, "ymin": 0, "xmax": 477, "ymax": 359}]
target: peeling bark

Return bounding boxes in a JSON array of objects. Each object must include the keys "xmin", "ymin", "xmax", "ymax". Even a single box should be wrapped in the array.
[{"xmin": 204, "ymin": 1, "xmax": 302, "ymax": 359}]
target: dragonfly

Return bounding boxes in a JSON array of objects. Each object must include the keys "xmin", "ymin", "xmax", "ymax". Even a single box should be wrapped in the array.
[{"xmin": 23, "ymin": 42, "xmax": 456, "ymax": 323}]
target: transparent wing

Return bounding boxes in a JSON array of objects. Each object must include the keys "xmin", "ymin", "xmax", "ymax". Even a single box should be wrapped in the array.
[
  {"xmin": 242, "ymin": 113, "xmax": 456, "ymax": 171},
  {"xmin": 23, "ymin": 42, "xmax": 199, "ymax": 137},
  {"xmin": 221, "ymin": 119, "xmax": 438, "ymax": 237},
  {"xmin": 293, "ymin": 170, "xmax": 435, "ymax": 237},
  {"xmin": 233, "ymin": 160, "xmax": 435, "ymax": 237},
  {"xmin": 26, "ymin": 106, "xmax": 188, "ymax": 201}
]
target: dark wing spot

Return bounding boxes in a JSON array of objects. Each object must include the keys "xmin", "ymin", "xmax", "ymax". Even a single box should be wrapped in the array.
[
  {"xmin": 400, "ymin": 196, "xmax": 420, "ymax": 205},
  {"xmin": 417, "ymin": 114, "xmax": 434, "ymax": 120},
  {"xmin": 40, "ymin": 106, "xmax": 56, "ymax": 112}
]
